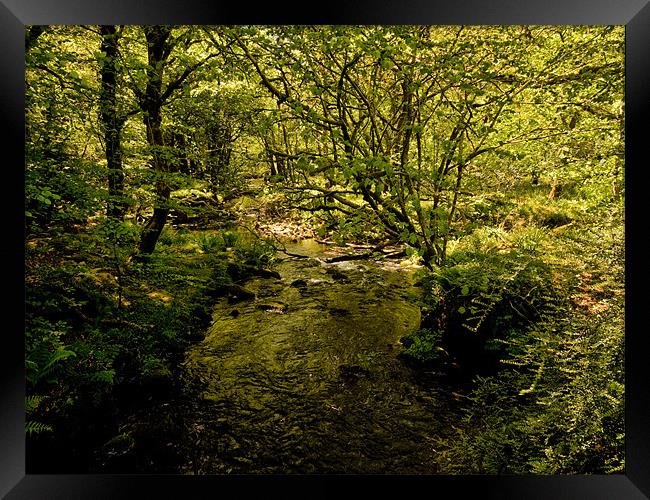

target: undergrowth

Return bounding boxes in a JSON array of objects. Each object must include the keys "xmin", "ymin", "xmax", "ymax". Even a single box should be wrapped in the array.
[
  {"xmin": 25, "ymin": 225, "xmax": 275, "ymax": 472},
  {"xmin": 402, "ymin": 202, "xmax": 624, "ymax": 474}
]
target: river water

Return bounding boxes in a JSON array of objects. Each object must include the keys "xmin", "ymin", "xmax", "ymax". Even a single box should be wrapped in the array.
[{"xmin": 180, "ymin": 239, "xmax": 460, "ymax": 474}]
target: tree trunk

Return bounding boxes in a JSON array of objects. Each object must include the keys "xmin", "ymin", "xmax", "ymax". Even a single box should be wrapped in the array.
[
  {"xmin": 137, "ymin": 26, "xmax": 173, "ymax": 254},
  {"xmin": 99, "ymin": 25, "xmax": 126, "ymax": 220},
  {"xmin": 173, "ymin": 132, "xmax": 191, "ymax": 175},
  {"xmin": 207, "ymin": 123, "xmax": 233, "ymax": 189},
  {"xmin": 25, "ymin": 26, "xmax": 47, "ymax": 52},
  {"xmin": 138, "ymin": 206, "xmax": 170, "ymax": 254}
]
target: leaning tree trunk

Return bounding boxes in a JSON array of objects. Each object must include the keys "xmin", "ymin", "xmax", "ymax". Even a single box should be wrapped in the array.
[
  {"xmin": 134, "ymin": 26, "xmax": 218, "ymax": 253},
  {"xmin": 139, "ymin": 203, "xmax": 170, "ymax": 254},
  {"xmin": 138, "ymin": 26, "xmax": 173, "ymax": 254}
]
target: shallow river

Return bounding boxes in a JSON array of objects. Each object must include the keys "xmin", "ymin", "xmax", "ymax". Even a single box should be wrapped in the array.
[{"xmin": 181, "ymin": 240, "xmax": 459, "ymax": 474}]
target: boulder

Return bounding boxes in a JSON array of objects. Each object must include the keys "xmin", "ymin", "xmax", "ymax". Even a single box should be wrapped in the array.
[
  {"xmin": 209, "ymin": 284, "xmax": 256, "ymax": 303},
  {"xmin": 290, "ymin": 279, "xmax": 307, "ymax": 288},
  {"xmin": 338, "ymin": 364, "xmax": 370, "ymax": 383},
  {"xmin": 256, "ymin": 302, "xmax": 288, "ymax": 314}
]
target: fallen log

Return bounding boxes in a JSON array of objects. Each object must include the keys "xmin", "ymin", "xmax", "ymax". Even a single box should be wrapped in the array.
[
  {"xmin": 322, "ymin": 253, "xmax": 373, "ymax": 263},
  {"xmin": 280, "ymin": 249, "xmax": 310, "ymax": 259},
  {"xmin": 321, "ymin": 247, "xmax": 406, "ymax": 263}
]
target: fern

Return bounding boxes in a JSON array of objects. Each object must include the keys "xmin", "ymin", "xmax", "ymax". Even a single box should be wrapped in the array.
[
  {"xmin": 89, "ymin": 369, "xmax": 115, "ymax": 384},
  {"xmin": 25, "ymin": 395, "xmax": 53, "ymax": 437},
  {"xmin": 25, "ymin": 420, "xmax": 53, "ymax": 436},
  {"xmin": 25, "ymin": 394, "xmax": 47, "ymax": 413},
  {"xmin": 26, "ymin": 344, "xmax": 76, "ymax": 385}
]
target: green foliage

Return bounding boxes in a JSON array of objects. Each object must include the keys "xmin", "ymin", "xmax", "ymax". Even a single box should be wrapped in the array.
[
  {"xmin": 25, "ymin": 221, "xmax": 223, "ymax": 453},
  {"xmin": 221, "ymin": 231, "xmax": 239, "ymax": 247},
  {"xmin": 515, "ymin": 198, "xmax": 575, "ymax": 230},
  {"xmin": 25, "ymin": 159, "xmax": 103, "ymax": 234},
  {"xmin": 26, "ymin": 343, "xmax": 76, "ymax": 386},
  {"xmin": 435, "ymin": 311, "xmax": 624, "ymax": 474},
  {"xmin": 157, "ymin": 227, "xmax": 178, "ymax": 246},
  {"xmin": 25, "ymin": 311, "xmax": 77, "ymax": 389},
  {"xmin": 25, "ymin": 395, "xmax": 47, "ymax": 413},
  {"xmin": 197, "ymin": 233, "xmax": 227, "ymax": 253},
  {"xmin": 24, "ymin": 316, "xmax": 76, "ymax": 437},
  {"xmin": 415, "ymin": 238, "xmax": 557, "ymax": 345},
  {"xmin": 403, "ymin": 328, "xmax": 445, "ymax": 364},
  {"xmin": 466, "ymin": 195, "xmax": 514, "ymax": 227},
  {"xmin": 524, "ymin": 316, "xmax": 624, "ymax": 474},
  {"xmin": 509, "ymin": 225, "xmax": 548, "ymax": 252},
  {"xmin": 235, "ymin": 25, "xmax": 623, "ymax": 266},
  {"xmin": 95, "ymin": 219, "xmax": 139, "ymax": 247},
  {"xmin": 26, "ymin": 420, "xmax": 54, "ymax": 437},
  {"xmin": 25, "ymin": 396, "xmax": 53, "ymax": 437},
  {"xmin": 233, "ymin": 233, "xmax": 277, "ymax": 268},
  {"xmin": 425, "ymin": 199, "xmax": 624, "ymax": 474},
  {"xmin": 89, "ymin": 369, "xmax": 116, "ymax": 385},
  {"xmin": 196, "ymin": 230, "xmax": 238, "ymax": 253}
]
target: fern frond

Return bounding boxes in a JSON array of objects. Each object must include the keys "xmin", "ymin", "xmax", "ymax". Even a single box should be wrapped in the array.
[
  {"xmin": 40, "ymin": 347, "xmax": 76, "ymax": 375},
  {"xmin": 90, "ymin": 369, "xmax": 115, "ymax": 384},
  {"xmin": 25, "ymin": 394, "xmax": 47, "ymax": 413},
  {"xmin": 25, "ymin": 420, "xmax": 53, "ymax": 436},
  {"xmin": 27, "ymin": 346, "xmax": 77, "ymax": 385}
]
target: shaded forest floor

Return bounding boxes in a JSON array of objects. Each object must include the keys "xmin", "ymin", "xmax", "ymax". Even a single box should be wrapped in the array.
[{"xmin": 25, "ymin": 181, "xmax": 277, "ymax": 472}]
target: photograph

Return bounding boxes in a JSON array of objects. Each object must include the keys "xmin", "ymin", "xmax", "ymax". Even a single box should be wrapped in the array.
[
  {"xmin": 2, "ymin": 1, "xmax": 649, "ymax": 497},
  {"xmin": 23, "ymin": 24, "xmax": 625, "ymax": 475}
]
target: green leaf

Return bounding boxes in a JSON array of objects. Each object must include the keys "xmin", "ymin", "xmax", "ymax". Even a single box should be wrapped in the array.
[
  {"xmin": 26, "ymin": 420, "xmax": 53, "ymax": 436},
  {"xmin": 90, "ymin": 369, "xmax": 115, "ymax": 384},
  {"xmin": 25, "ymin": 395, "xmax": 47, "ymax": 413}
]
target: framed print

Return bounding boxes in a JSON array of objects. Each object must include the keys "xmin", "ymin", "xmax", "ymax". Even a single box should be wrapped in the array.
[{"xmin": 3, "ymin": 0, "xmax": 649, "ymax": 498}]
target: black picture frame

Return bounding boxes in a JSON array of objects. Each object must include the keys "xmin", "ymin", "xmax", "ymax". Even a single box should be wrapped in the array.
[{"xmin": 3, "ymin": 1, "xmax": 648, "ymax": 498}]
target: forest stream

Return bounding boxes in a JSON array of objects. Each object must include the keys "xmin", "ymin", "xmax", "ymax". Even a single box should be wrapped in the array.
[
  {"xmin": 180, "ymin": 239, "xmax": 460, "ymax": 474},
  {"xmin": 23, "ymin": 26, "xmax": 626, "ymax": 483}
]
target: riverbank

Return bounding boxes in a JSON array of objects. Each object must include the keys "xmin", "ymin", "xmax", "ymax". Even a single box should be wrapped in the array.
[{"xmin": 25, "ymin": 220, "xmax": 289, "ymax": 472}]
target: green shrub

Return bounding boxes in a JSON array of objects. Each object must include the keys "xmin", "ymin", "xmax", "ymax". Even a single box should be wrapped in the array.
[
  {"xmin": 221, "ymin": 231, "xmax": 239, "ymax": 247},
  {"xmin": 197, "ymin": 232, "xmax": 227, "ymax": 253},
  {"xmin": 234, "ymin": 234, "xmax": 277, "ymax": 268},
  {"xmin": 467, "ymin": 195, "xmax": 515, "ymax": 226},
  {"xmin": 434, "ymin": 310, "xmax": 624, "ymax": 474},
  {"xmin": 516, "ymin": 198, "xmax": 574, "ymax": 229},
  {"xmin": 403, "ymin": 328, "xmax": 446, "ymax": 364},
  {"xmin": 508, "ymin": 225, "xmax": 548, "ymax": 252},
  {"xmin": 404, "ymin": 235, "xmax": 560, "ymax": 375},
  {"xmin": 428, "ymin": 210, "xmax": 624, "ymax": 475},
  {"xmin": 433, "ymin": 371, "xmax": 529, "ymax": 473},
  {"xmin": 195, "ymin": 230, "xmax": 240, "ymax": 254}
]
